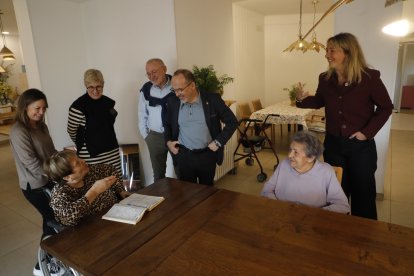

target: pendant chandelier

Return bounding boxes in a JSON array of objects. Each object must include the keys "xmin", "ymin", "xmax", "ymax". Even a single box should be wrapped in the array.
[
  {"xmin": 309, "ymin": 1, "xmax": 326, "ymax": 53},
  {"xmin": 284, "ymin": 0, "xmax": 355, "ymax": 53},
  {"xmin": 283, "ymin": 0, "xmax": 310, "ymax": 53},
  {"xmin": 0, "ymin": 10, "xmax": 15, "ymax": 61},
  {"xmin": 385, "ymin": 0, "xmax": 406, "ymax": 7}
]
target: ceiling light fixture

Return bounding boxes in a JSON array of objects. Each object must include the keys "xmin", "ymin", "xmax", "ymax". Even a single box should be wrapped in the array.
[
  {"xmin": 283, "ymin": 0, "xmax": 311, "ymax": 53},
  {"xmin": 309, "ymin": 0, "xmax": 326, "ymax": 53},
  {"xmin": 0, "ymin": 10, "xmax": 15, "ymax": 61},
  {"xmin": 382, "ymin": 19, "xmax": 409, "ymax": 36},
  {"xmin": 284, "ymin": 0, "xmax": 354, "ymax": 53},
  {"xmin": 302, "ymin": 0, "xmax": 354, "ymax": 42},
  {"xmin": 385, "ymin": 0, "xmax": 406, "ymax": 7}
]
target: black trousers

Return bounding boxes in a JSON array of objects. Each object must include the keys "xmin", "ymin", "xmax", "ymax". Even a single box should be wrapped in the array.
[
  {"xmin": 21, "ymin": 182, "xmax": 56, "ymax": 239},
  {"xmin": 323, "ymin": 134, "xmax": 377, "ymax": 220},
  {"xmin": 176, "ymin": 148, "xmax": 217, "ymax": 186}
]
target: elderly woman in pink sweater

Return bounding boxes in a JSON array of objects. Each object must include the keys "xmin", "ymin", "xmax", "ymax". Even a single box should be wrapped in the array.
[{"xmin": 261, "ymin": 131, "xmax": 350, "ymax": 214}]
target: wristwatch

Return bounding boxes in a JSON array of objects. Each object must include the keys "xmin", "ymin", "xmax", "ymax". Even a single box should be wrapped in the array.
[{"xmin": 213, "ymin": 140, "xmax": 222, "ymax": 148}]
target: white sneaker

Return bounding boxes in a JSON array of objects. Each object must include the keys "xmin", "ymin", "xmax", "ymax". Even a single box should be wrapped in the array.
[
  {"xmin": 34, "ymin": 258, "xmax": 67, "ymax": 276},
  {"xmin": 33, "ymin": 262, "xmax": 43, "ymax": 276},
  {"xmin": 48, "ymin": 257, "xmax": 66, "ymax": 276}
]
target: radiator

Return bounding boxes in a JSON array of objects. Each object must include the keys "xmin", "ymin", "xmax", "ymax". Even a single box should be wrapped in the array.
[{"xmin": 214, "ymin": 103, "xmax": 237, "ymax": 181}]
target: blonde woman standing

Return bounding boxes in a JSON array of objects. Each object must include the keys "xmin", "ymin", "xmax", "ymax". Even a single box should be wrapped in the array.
[{"xmin": 296, "ymin": 33, "xmax": 393, "ymax": 220}]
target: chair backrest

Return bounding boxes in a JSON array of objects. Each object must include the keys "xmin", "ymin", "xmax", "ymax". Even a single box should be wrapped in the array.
[
  {"xmin": 251, "ymin": 99, "xmax": 263, "ymax": 112},
  {"xmin": 332, "ymin": 166, "xmax": 343, "ymax": 183},
  {"xmin": 306, "ymin": 108, "xmax": 326, "ymax": 133},
  {"xmin": 238, "ymin": 102, "xmax": 252, "ymax": 119}
]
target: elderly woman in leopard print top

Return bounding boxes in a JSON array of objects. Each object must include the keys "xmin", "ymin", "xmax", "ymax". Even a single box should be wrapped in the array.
[{"xmin": 44, "ymin": 150, "xmax": 130, "ymax": 226}]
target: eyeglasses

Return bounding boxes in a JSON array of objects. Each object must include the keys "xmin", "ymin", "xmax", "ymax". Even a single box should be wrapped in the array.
[
  {"xmin": 146, "ymin": 66, "xmax": 163, "ymax": 78},
  {"xmin": 86, "ymin": 85, "xmax": 103, "ymax": 92},
  {"xmin": 171, "ymin": 82, "xmax": 192, "ymax": 94}
]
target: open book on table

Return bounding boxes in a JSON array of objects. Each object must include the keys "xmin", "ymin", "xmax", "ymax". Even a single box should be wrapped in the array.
[{"xmin": 102, "ymin": 193, "xmax": 165, "ymax": 225}]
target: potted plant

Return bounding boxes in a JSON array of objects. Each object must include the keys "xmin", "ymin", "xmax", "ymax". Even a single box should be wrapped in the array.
[
  {"xmin": 0, "ymin": 63, "xmax": 14, "ymax": 105},
  {"xmin": 283, "ymin": 82, "xmax": 304, "ymax": 106},
  {"xmin": 0, "ymin": 82, "xmax": 13, "ymax": 105},
  {"xmin": 192, "ymin": 65, "xmax": 234, "ymax": 96}
]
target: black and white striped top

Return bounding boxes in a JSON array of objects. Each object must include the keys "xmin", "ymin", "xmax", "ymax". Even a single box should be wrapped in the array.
[{"xmin": 67, "ymin": 94, "xmax": 121, "ymax": 173}]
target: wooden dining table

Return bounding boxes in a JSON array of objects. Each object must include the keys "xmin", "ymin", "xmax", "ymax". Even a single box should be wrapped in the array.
[{"xmin": 41, "ymin": 178, "xmax": 414, "ymax": 275}]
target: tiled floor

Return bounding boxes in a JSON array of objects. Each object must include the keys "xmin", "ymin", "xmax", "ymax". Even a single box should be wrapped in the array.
[{"xmin": 0, "ymin": 112, "xmax": 413, "ymax": 275}]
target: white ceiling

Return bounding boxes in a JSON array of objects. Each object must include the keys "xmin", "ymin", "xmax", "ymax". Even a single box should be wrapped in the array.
[
  {"xmin": 0, "ymin": 0, "xmax": 335, "ymax": 37},
  {"xmin": 0, "ymin": 0, "xmax": 408, "ymax": 37},
  {"xmin": 64, "ymin": 0, "xmax": 89, "ymax": 3},
  {"xmin": 233, "ymin": 0, "xmax": 335, "ymax": 15},
  {"xmin": 0, "ymin": 0, "xmax": 18, "ymax": 35}
]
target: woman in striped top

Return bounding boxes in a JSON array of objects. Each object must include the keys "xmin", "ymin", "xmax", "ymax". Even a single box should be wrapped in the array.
[{"xmin": 67, "ymin": 69, "xmax": 121, "ymax": 173}]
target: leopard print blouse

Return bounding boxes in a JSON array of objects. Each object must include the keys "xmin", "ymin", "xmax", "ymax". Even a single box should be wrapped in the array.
[{"xmin": 50, "ymin": 163, "xmax": 124, "ymax": 226}]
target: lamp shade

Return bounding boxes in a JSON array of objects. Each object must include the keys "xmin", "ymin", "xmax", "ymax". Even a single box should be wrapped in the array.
[
  {"xmin": 2, "ymin": 54, "xmax": 15, "ymax": 61},
  {"xmin": 0, "ymin": 46, "xmax": 14, "ymax": 56},
  {"xmin": 0, "ymin": 10, "xmax": 16, "ymax": 59}
]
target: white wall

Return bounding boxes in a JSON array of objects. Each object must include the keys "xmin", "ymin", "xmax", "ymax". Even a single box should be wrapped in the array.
[
  {"xmin": 232, "ymin": 4, "xmax": 265, "ymax": 104},
  {"xmin": 81, "ymin": 0, "xmax": 177, "ymax": 144},
  {"xmin": 14, "ymin": 0, "xmax": 177, "ymax": 187},
  {"xmin": 336, "ymin": 0, "xmax": 402, "ymax": 194},
  {"xmin": 401, "ymin": 0, "xmax": 414, "ymax": 43},
  {"xmin": 174, "ymin": 0, "xmax": 235, "ymax": 101},
  {"xmin": 264, "ymin": 13, "xmax": 333, "ymax": 105},
  {"xmin": 17, "ymin": 0, "xmax": 88, "ymax": 149},
  {"xmin": 80, "ymin": 0, "xmax": 177, "ymax": 186},
  {"xmin": 12, "ymin": 0, "xmax": 42, "ymax": 89},
  {"xmin": 231, "ymin": 6, "xmax": 333, "ymax": 108}
]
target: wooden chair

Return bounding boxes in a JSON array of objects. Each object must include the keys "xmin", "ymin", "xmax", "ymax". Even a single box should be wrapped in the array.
[
  {"xmin": 306, "ymin": 108, "xmax": 326, "ymax": 133},
  {"xmin": 238, "ymin": 102, "xmax": 254, "ymax": 135},
  {"xmin": 332, "ymin": 166, "xmax": 343, "ymax": 183},
  {"xmin": 238, "ymin": 102, "xmax": 252, "ymax": 119},
  {"xmin": 250, "ymin": 99, "xmax": 275, "ymax": 138},
  {"xmin": 251, "ymin": 98, "xmax": 283, "ymax": 138},
  {"xmin": 251, "ymin": 99, "xmax": 263, "ymax": 112},
  {"xmin": 331, "ymin": 166, "xmax": 348, "ymax": 215}
]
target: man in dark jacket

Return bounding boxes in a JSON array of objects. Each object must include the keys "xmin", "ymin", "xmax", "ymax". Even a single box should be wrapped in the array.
[{"xmin": 164, "ymin": 69, "xmax": 237, "ymax": 185}]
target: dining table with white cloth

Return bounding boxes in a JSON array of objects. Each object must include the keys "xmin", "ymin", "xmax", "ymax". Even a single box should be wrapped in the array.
[{"xmin": 250, "ymin": 99, "xmax": 318, "ymax": 146}]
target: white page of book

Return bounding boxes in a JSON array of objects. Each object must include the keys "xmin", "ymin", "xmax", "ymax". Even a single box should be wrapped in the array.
[
  {"xmin": 102, "ymin": 204, "xmax": 146, "ymax": 225},
  {"xmin": 119, "ymin": 193, "xmax": 164, "ymax": 211}
]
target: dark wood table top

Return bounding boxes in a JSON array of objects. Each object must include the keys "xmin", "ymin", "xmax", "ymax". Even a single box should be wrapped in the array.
[{"xmin": 41, "ymin": 178, "xmax": 414, "ymax": 275}]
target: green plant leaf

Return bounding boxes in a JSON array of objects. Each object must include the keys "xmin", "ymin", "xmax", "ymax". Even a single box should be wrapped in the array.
[{"xmin": 192, "ymin": 65, "xmax": 233, "ymax": 96}]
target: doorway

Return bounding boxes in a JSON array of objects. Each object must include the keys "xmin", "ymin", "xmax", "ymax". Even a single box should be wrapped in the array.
[{"xmin": 394, "ymin": 42, "xmax": 414, "ymax": 113}]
